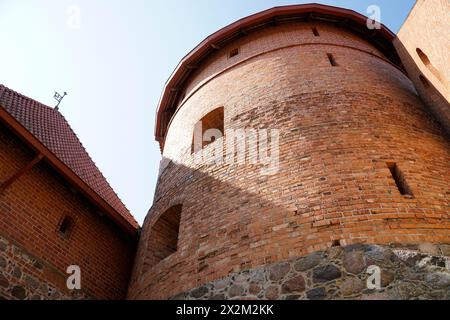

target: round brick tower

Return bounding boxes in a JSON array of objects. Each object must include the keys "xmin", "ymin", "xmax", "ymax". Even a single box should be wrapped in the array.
[{"xmin": 129, "ymin": 4, "xmax": 450, "ymax": 300}]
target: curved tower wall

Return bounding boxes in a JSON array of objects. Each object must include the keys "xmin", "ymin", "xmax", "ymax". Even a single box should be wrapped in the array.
[{"xmin": 130, "ymin": 20, "xmax": 450, "ymax": 300}]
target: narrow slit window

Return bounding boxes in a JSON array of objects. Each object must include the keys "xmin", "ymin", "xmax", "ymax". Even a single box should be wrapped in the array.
[
  {"xmin": 58, "ymin": 216, "xmax": 74, "ymax": 238},
  {"xmin": 312, "ymin": 27, "xmax": 320, "ymax": 37},
  {"xmin": 416, "ymin": 48, "xmax": 442, "ymax": 81},
  {"xmin": 416, "ymin": 48, "xmax": 431, "ymax": 66},
  {"xmin": 327, "ymin": 53, "xmax": 338, "ymax": 67},
  {"xmin": 229, "ymin": 48, "xmax": 239, "ymax": 58},
  {"xmin": 387, "ymin": 163, "xmax": 413, "ymax": 197}
]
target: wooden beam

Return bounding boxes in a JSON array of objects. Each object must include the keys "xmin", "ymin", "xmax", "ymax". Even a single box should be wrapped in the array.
[{"xmin": 0, "ymin": 153, "xmax": 44, "ymax": 193}]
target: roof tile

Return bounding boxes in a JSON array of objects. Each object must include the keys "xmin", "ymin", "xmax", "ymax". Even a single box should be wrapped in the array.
[{"xmin": 0, "ymin": 84, "xmax": 138, "ymax": 229}]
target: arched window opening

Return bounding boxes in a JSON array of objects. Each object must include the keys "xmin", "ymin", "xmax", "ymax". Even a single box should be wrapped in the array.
[
  {"xmin": 147, "ymin": 204, "xmax": 182, "ymax": 268},
  {"xmin": 192, "ymin": 107, "xmax": 224, "ymax": 153}
]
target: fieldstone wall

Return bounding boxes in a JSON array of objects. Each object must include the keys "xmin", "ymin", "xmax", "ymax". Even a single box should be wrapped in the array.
[
  {"xmin": 171, "ymin": 244, "xmax": 450, "ymax": 300},
  {"xmin": 0, "ymin": 235, "xmax": 90, "ymax": 300}
]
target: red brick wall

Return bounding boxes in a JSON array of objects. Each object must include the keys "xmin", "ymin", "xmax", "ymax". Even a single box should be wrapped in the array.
[
  {"xmin": 394, "ymin": 0, "xmax": 450, "ymax": 133},
  {"xmin": 129, "ymin": 21, "xmax": 450, "ymax": 299},
  {"xmin": 181, "ymin": 22, "xmax": 388, "ymax": 104},
  {"xmin": 0, "ymin": 123, "xmax": 136, "ymax": 300}
]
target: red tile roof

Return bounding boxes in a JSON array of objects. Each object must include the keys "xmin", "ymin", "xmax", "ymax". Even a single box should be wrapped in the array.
[{"xmin": 0, "ymin": 84, "xmax": 139, "ymax": 230}]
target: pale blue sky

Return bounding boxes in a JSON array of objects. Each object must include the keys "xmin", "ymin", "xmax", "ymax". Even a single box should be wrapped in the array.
[{"xmin": 0, "ymin": 0, "xmax": 415, "ymax": 224}]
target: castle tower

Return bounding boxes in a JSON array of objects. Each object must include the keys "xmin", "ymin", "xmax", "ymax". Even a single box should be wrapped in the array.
[{"xmin": 129, "ymin": 4, "xmax": 450, "ymax": 300}]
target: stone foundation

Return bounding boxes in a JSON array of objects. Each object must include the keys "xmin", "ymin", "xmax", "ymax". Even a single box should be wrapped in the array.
[
  {"xmin": 171, "ymin": 244, "xmax": 450, "ymax": 300},
  {"xmin": 0, "ymin": 235, "xmax": 90, "ymax": 300}
]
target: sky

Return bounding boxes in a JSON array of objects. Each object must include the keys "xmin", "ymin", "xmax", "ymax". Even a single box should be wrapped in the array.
[{"xmin": 0, "ymin": 0, "xmax": 415, "ymax": 224}]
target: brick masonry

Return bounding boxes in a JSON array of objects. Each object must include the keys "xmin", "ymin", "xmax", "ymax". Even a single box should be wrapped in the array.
[
  {"xmin": 129, "ymin": 18, "xmax": 450, "ymax": 300},
  {"xmin": 2, "ymin": 4, "xmax": 446, "ymax": 301},
  {"xmin": 394, "ymin": 0, "xmax": 450, "ymax": 134},
  {"xmin": 0, "ymin": 123, "xmax": 136, "ymax": 300},
  {"xmin": 0, "ymin": 234, "xmax": 89, "ymax": 300},
  {"xmin": 172, "ymin": 244, "xmax": 450, "ymax": 300}
]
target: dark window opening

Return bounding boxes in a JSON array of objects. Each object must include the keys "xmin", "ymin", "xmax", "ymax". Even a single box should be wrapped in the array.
[
  {"xmin": 146, "ymin": 205, "xmax": 182, "ymax": 269},
  {"xmin": 229, "ymin": 48, "xmax": 239, "ymax": 58},
  {"xmin": 416, "ymin": 48, "xmax": 431, "ymax": 66},
  {"xmin": 387, "ymin": 163, "xmax": 413, "ymax": 197},
  {"xmin": 416, "ymin": 48, "xmax": 442, "ymax": 81},
  {"xmin": 192, "ymin": 107, "xmax": 224, "ymax": 153},
  {"xmin": 332, "ymin": 240, "xmax": 341, "ymax": 247},
  {"xmin": 58, "ymin": 216, "xmax": 74, "ymax": 238},
  {"xmin": 327, "ymin": 53, "xmax": 338, "ymax": 67},
  {"xmin": 312, "ymin": 27, "xmax": 320, "ymax": 37}
]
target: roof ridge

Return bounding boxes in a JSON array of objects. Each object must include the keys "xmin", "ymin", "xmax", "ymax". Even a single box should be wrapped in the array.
[
  {"xmin": 53, "ymin": 109, "xmax": 136, "ymax": 220},
  {"xmin": 0, "ymin": 84, "xmax": 138, "ymax": 229},
  {"xmin": 0, "ymin": 85, "xmax": 5, "ymax": 100},
  {"xmin": 0, "ymin": 84, "xmax": 55, "ymax": 112}
]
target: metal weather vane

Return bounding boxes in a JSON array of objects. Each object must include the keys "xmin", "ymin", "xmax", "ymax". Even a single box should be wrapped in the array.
[{"xmin": 54, "ymin": 91, "xmax": 67, "ymax": 111}]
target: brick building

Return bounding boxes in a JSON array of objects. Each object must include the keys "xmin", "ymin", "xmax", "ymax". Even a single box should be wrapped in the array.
[
  {"xmin": 394, "ymin": 0, "xmax": 450, "ymax": 134},
  {"xmin": 0, "ymin": 85, "xmax": 138, "ymax": 300},
  {"xmin": 129, "ymin": 3, "xmax": 450, "ymax": 300},
  {"xmin": 0, "ymin": 2, "xmax": 449, "ymax": 301}
]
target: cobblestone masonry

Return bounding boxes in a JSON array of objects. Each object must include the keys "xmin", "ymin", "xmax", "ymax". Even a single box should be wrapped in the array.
[
  {"xmin": 172, "ymin": 244, "xmax": 450, "ymax": 300},
  {"xmin": 0, "ymin": 234, "xmax": 90, "ymax": 300}
]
